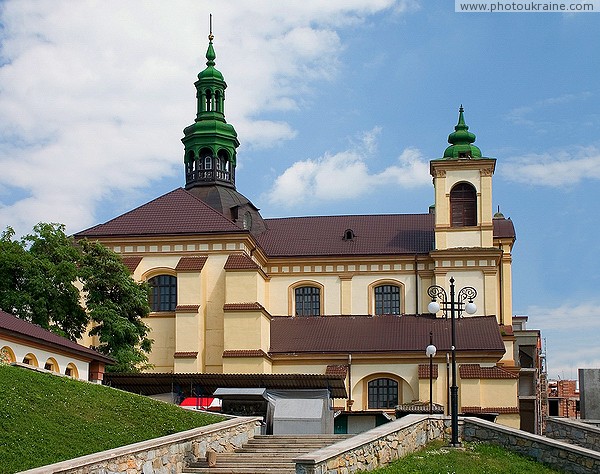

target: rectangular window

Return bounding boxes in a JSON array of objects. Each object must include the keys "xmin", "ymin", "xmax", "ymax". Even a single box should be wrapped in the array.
[
  {"xmin": 295, "ymin": 286, "xmax": 320, "ymax": 316},
  {"xmin": 374, "ymin": 285, "xmax": 401, "ymax": 315}
]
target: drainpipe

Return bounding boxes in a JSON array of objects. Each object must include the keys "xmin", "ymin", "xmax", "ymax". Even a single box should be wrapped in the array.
[
  {"xmin": 498, "ymin": 244, "xmax": 504, "ymax": 325},
  {"xmin": 347, "ymin": 354, "xmax": 353, "ymax": 411},
  {"xmin": 414, "ymin": 255, "xmax": 419, "ymax": 314}
]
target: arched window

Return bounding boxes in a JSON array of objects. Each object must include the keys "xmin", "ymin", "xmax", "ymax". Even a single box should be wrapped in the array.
[
  {"xmin": 368, "ymin": 378, "xmax": 398, "ymax": 409},
  {"xmin": 217, "ymin": 150, "xmax": 230, "ymax": 180},
  {"xmin": 148, "ymin": 275, "xmax": 177, "ymax": 312},
  {"xmin": 205, "ymin": 89, "xmax": 213, "ymax": 111},
  {"xmin": 22, "ymin": 353, "xmax": 39, "ymax": 367},
  {"xmin": 44, "ymin": 357, "xmax": 59, "ymax": 373},
  {"xmin": 185, "ymin": 150, "xmax": 196, "ymax": 179},
  {"xmin": 374, "ymin": 285, "xmax": 401, "ymax": 315},
  {"xmin": 65, "ymin": 363, "xmax": 79, "ymax": 379},
  {"xmin": 0, "ymin": 346, "xmax": 16, "ymax": 363},
  {"xmin": 450, "ymin": 183, "xmax": 477, "ymax": 227},
  {"xmin": 215, "ymin": 90, "xmax": 222, "ymax": 113},
  {"xmin": 295, "ymin": 286, "xmax": 321, "ymax": 316}
]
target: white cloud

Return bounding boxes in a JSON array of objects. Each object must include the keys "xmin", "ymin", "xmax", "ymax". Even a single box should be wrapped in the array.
[
  {"xmin": 266, "ymin": 128, "xmax": 430, "ymax": 207},
  {"xmin": 0, "ymin": 0, "xmax": 412, "ymax": 236},
  {"xmin": 505, "ymin": 92, "xmax": 593, "ymax": 127},
  {"xmin": 526, "ymin": 302, "xmax": 600, "ymax": 379},
  {"xmin": 500, "ymin": 146, "xmax": 600, "ymax": 186}
]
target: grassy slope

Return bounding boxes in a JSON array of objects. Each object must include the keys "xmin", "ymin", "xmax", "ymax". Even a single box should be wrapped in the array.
[
  {"xmin": 0, "ymin": 364, "xmax": 225, "ymax": 473},
  {"xmin": 361, "ymin": 440, "xmax": 565, "ymax": 474}
]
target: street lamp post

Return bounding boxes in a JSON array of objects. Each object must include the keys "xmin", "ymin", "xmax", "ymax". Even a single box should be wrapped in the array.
[
  {"xmin": 427, "ymin": 277, "xmax": 477, "ymax": 447},
  {"xmin": 425, "ymin": 331, "xmax": 437, "ymax": 415}
]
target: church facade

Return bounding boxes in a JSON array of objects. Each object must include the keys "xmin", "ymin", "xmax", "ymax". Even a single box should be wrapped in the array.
[{"xmin": 77, "ymin": 33, "xmax": 521, "ymax": 428}]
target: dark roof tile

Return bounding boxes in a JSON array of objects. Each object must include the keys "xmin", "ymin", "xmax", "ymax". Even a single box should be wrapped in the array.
[
  {"xmin": 493, "ymin": 217, "xmax": 516, "ymax": 239},
  {"xmin": 270, "ymin": 315, "xmax": 504, "ymax": 354},
  {"xmin": 75, "ymin": 188, "xmax": 241, "ymax": 238},
  {"xmin": 459, "ymin": 364, "xmax": 518, "ymax": 379},
  {"xmin": 462, "ymin": 406, "xmax": 520, "ymax": 414},
  {"xmin": 418, "ymin": 363, "xmax": 439, "ymax": 379},
  {"xmin": 326, "ymin": 365, "xmax": 348, "ymax": 377},
  {"xmin": 223, "ymin": 302, "xmax": 268, "ymax": 312},
  {"xmin": 224, "ymin": 253, "xmax": 259, "ymax": 270},
  {"xmin": 175, "ymin": 256, "xmax": 208, "ymax": 271},
  {"xmin": 222, "ymin": 350, "xmax": 269, "ymax": 358},
  {"xmin": 121, "ymin": 256, "xmax": 142, "ymax": 273},
  {"xmin": 258, "ymin": 214, "xmax": 435, "ymax": 257},
  {"xmin": 0, "ymin": 310, "xmax": 113, "ymax": 363}
]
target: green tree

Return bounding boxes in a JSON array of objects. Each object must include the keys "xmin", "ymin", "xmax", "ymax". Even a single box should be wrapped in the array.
[
  {"xmin": 79, "ymin": 240, "xmax": 152, "ymax": 372},
  {"xmin": 0, "ymin": 223, "xmax": 152, "ymax": 372}
]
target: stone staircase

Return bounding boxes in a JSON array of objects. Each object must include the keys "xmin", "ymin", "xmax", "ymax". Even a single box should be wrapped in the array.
[{"xmin": 184, "ymin": 434, "xmax": 352, "ymax": 474}]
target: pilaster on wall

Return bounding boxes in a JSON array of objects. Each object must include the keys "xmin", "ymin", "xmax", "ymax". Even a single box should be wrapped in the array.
[{"xmin": 500, "ymin": 247, "xmax": 513, "ymax": 326}]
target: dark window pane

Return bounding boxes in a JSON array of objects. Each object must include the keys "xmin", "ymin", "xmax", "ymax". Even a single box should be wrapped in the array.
[
  {"xmin": 374, "ymin": 285, "xmax": 400, "ymax": 315},
  {"xmin": 295, "ymin": 286, "xmax": 320, "ymax": 316},
  {"xmin": 450, "ymin": 183, "xmax": 477, "ymax": 227},
  {"xmin": 149, "ymin": 275, "xmax": 177, "ymax": 312},
  {"xmin": 368, "ymin": 378, "xmax": 398, "ymax": 409}
]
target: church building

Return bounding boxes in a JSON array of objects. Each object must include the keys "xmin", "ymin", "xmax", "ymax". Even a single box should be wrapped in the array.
[{"xmin": 77, "ymin": 32, "xmax": 522, "ymax": 428}]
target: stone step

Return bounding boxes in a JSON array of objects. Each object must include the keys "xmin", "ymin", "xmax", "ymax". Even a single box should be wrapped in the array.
[
  {"xmin": 183, "ymin": 434, "xmax": 352, "ymax": 474},
  {"xmin": 184, "ymin": 468, "xmax": 294, "ymax": 474}
]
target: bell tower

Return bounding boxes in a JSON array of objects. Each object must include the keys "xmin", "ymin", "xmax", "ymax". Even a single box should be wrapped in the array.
[
  {"xmin": 181, "ymin": 23, "xmax": 265, "ymax": 233},
  {"xmin": 182, "ymin": 27, "xmax": 239, "ymax": 191},
  {"xmin": 430, "ymin": 106, "xmax": 496, "ymax": 251}
]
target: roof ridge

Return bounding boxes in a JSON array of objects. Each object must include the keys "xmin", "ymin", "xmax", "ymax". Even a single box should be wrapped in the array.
[{"xmin": 264, "ymin": 213, "xmax": 432, "ymax": 222}]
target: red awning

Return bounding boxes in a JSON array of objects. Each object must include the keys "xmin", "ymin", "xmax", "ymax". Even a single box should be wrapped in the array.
[{"xmin": 179, "ymin": 397, "xmax": 221, "ymax": 411}]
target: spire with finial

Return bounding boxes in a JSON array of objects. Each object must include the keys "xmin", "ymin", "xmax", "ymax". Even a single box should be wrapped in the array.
[
  {"xmin": 182, "ymin": 14, "xmax": 239, "ymax": 191},
  {"xmin": 442, "ymin": 105, "xmax": 482, "ymax": 159},
  {"xmin": 206, "ymin": 14, "xmax": 216, "ymax": 67}
]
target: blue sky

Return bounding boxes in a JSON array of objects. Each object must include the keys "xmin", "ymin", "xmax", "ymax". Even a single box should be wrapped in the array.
[{"xmin": 1, "ymin": 1, "xmax": 599, "ymax": 379}]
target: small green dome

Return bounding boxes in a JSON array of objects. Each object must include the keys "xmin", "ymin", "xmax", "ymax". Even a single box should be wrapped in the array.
[{"xmin": 442, "ymin": 106, "xmax": 482, "ymax": 159}]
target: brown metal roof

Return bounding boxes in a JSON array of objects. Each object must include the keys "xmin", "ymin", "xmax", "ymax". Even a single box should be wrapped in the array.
[
  {"xmin": 258, "ymin": 214, "xmax": 435, "ymax": 257},
  {"xmin": 175, "ymin": 256, "xmax": 208, "ymax": 271},
  {"xmin": 223, "ymin": 302, "xmax": 268, "ymax": 312},
  {"xmin": 459, "ymin": 364, "xmax": 518, "ymax": 379},
  {"xmin": 173, "ymin": 351, "xmax": 198, "ymax": 359},
  {"xmin": 75, "ymin": 187, "xmax": 515, "ymax": 257},
  {"xmin": 104, "ymin": 372, "xmax": 347, "ymax": 398},
  {"xmin": 493, "ymin": 217, "xmax": 516, "ymax": 239},
  {"xmin": 418, "ymin": 363, "xmax": 439, "ymax": 379},
  {"xmin": 325, "ymin": 364, "xmax": 348, "ymax": 378},
  {"xmin": 0, "ymin": 310, "xmax": 113, "ymax": 364},
  {"xmin": 462, "ymin": 406, "xmax": 519, "ymax": 414},
  {"xmin": 174, "ymin": 305, "xmax": 200, "ymax": 312},
  {"xmin": 75, "ymin": 188, "xmax": 242, "ymax": 237},
  {"xmin": 224, "ymin": 253, "xmax": 259, "ymax": 270},
  {"xmin": 222, "ymin": 350, "xmax": 269, "ymax": 358},
  {"xmin": 121, "ymin": 256, "xmax": 143, "ymax": 273},
  {"xmin": 269, "ymin": 315, "xmax": 505, "ymax": 354}
]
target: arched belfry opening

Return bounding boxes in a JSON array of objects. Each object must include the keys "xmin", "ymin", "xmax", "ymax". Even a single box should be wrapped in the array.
[{"xmin": 450, "ymin": 182, "xmax": 477, "ymax": 227}]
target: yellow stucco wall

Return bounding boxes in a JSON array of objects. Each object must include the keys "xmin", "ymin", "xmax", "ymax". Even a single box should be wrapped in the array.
[
  {"xmin": 145, "ymin": 316, "xmax": 175, "ymax": 373},
  {"xmin": 223, "ymin": 310, "xmax": 270, "ymax": 352}
]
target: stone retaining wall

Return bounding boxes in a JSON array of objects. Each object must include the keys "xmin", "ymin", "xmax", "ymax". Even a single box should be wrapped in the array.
[
  {"xmin": 19, "ymin": 416, "xmax": 262, "ymax": 474},
  {"xmin": 463, "ymin": 417, "xmax": 600, "ymax": 474},
  {"xmin": 545, "ymin": 416, "xmax": 600, "ymax": 451},
  {"xmin": 294, "ymin": 414, "xmax": 447, "ymax": 474}
]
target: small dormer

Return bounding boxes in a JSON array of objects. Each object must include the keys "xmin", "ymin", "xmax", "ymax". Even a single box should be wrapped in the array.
[
  {"xmin": 343, "ymin": 229, "xmax": 356, "ymax": 241},
  {"xmin": 430, "ymin": 107, "xmax": 496, "ymax": 250}
]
